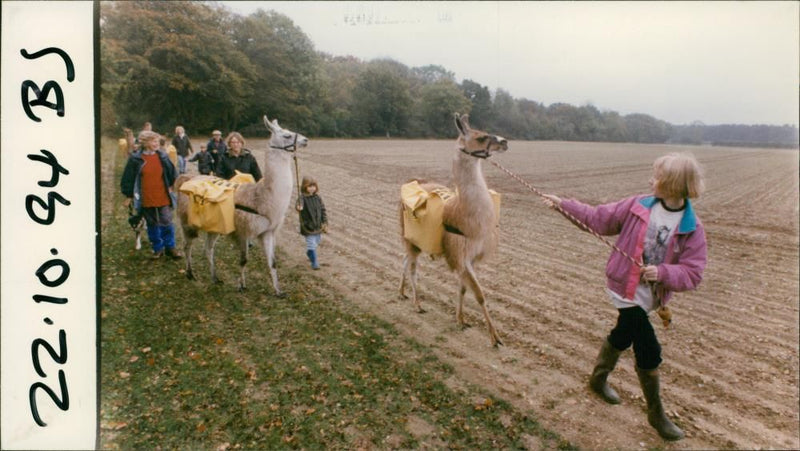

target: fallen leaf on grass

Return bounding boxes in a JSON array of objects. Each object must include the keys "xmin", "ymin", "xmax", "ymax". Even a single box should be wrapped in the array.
[
  {"xmin": 129, "ymin": 355, "xmax": 139, "ymax": 363},
  {"xmin": 103, "ymin": 421, "xmax": 128, "ymax": 431},
  {"xmin": 119, "ymin": 371, "xmax": 130, "ymax": 379},
  {"xmin": 474, "ymin": 397, "xmax": 494, "ymax": 410}
]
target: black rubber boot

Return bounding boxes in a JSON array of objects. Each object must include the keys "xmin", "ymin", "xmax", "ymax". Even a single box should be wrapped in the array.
[
  {"xmin": 589, "ymin": 339, "xmax": 623, "ymax": 404},
  {"xmin": 636, "ymin": 366, "xmax": 685, "ymax": 441}
]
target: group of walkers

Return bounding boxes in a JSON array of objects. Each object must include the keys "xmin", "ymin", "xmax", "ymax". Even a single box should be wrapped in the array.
[
  {"xmin": 119, "ymin": 118, "xmax": 707, "ymax": 443},
  {"xmin": 120, "ymin": 123, "xmax": 328, "ymax": 268}
]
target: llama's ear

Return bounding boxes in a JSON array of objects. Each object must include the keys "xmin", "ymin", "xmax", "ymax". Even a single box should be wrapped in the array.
[
  {"xmin": 455, "ymin": 113, "xmax": 467, "ymax": 135},
  {"xmin": 272, "ymin": 119, "xmax": 280, "ymax": 128},
  {"xmin": 263, "ymin": 115, "xmax": 271, "ymax": 128}
]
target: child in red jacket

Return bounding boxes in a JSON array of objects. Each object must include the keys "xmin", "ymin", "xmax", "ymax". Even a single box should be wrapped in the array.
[{"xmin": 543, "ymin": 152, "xmax": 707, "ymax": 441}]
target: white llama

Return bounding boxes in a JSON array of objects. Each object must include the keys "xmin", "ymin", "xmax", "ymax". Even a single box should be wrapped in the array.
[{"xmin": 176, "ymin": 115, "xmax": 308, "ymax": 296}]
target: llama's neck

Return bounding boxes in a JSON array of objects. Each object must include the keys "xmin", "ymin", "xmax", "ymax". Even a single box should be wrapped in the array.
[
  {"xmin": 452, "ymin": 151, "xmax": 490, "ymax": 201},
  {"xmin": 252, "ymin": 148, "xmax": 294, "ymax": 220},
  {"xmin": 448, "ymin": 150, "xmax": 495, "ymax": 236}
]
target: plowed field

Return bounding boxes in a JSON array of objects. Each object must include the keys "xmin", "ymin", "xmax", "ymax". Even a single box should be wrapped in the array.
[{"xmin": 254, "ymin": 139, "xmax": 799, "ymax": 449}]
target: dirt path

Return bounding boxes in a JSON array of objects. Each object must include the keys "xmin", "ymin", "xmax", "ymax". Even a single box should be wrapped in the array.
[{"xmin": 256, "ymin": 139, "xmax": 799, "ymax": 449}]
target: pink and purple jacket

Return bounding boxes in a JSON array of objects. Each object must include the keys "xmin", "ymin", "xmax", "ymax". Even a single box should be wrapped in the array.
[{"xmin": 559, "ymin": 195, "xmax": 707, "ymax": 306}]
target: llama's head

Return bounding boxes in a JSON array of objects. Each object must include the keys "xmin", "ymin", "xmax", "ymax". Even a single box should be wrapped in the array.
[
  {"xmin": 263, "ymin": 114, "xmax": 309, "ymax": 152},
  {"xmin": 454, "ymin": 113, "xmax": 508, "ymax": 159}
]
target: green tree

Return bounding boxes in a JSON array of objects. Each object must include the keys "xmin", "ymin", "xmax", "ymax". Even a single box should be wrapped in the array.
[
  {"xmin": 101, "ymin": 1, "xmax": 255, "ymax": 133},
  {"xmin": 624, "ymin": 114, "xmax": 671, "ymax": 143},
  {"xmin": 460, "ymin": 79, "xmax": 493, "ymax": 130},
  {"xmin": 230, "ymin": 9, "xmax": 324, "ymax": 135},
  {"xmin": 317, "ymin": 54, "xmax": 365, "ymax": 136},
  {"xmin": 412, "ymin": 64, "xmax": 455, "ymax": 84},
  {"xmin": 492, "ymin": 89, "xmax": 526, "ymax": 138},
  {"xmin": 417, "ymin": 81, "xmax": 471, "ymax": 137},
  {"xmin": 351, "ymin": 60, "xmax": 413, "ymax": 137}
]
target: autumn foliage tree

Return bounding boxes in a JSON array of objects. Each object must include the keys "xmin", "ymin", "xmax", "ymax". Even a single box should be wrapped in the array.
[{"xmin": 101, "ymin": 1, "xmax": 255, "ymax": 133}]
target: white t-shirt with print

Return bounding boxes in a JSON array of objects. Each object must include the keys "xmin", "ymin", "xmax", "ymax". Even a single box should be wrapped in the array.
[{"xmin": 608, "ymin": 199, "xmax": 684, "ymax": 313}]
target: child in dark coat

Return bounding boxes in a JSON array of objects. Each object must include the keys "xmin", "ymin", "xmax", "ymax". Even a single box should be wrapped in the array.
[
  {"xmin": 188, "ymin": 143, "xmax": 214, "ymax": 175},
  {"xmin": 295, "ymin": 176, "xmax": 328, "ymax": 269}
]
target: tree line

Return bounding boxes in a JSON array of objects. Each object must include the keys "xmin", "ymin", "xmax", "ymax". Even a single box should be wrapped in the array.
[{"xmin": 101, "ymin": 1, "xmax": 798, "ymax": 148}]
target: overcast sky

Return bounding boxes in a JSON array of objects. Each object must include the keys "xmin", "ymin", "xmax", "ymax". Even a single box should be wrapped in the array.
[{"xmin": 221, "ymin": 1, "xmax": 798, "ymax": 126}]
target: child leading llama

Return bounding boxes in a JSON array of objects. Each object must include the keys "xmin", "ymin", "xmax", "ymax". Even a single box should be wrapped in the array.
[{"xmin": 296, "ymin": 175, "xmax": 328, "ymax": 270}]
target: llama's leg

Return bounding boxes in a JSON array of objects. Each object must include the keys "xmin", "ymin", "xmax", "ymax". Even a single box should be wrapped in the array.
[
  {"xmin": 237, "ymin": 234, "xmax": 249, "ymax": 292},
  {"xmin": 260, "ymin": 232, "xmax": 284, "ymax": 297},
  {"xmin": 135, "ymin": 229, "xmax": 142, "ymax": 250},
  {"xmin": 204, "ymin": 233, "xmax": 222, "ymax": 284},
  {"xmin": 182, "ymin": 225, "xmax": 199, "ymax": 280},
  {"xmin": 456, "ymin": 282, "xmax": 470, "ymax": 329},
  {"xmin": 399, "ymin": 254, "xmax": 409, "ymax": 298},
  {"xmin": 184, "ymin": 236, "xmax": 195, "ymax": 280},
  {"xmin": 461, "ymin": 262, "xmax": 503, "ymax": 347},
  {"xmin": 400, "ymin": 248, "xmax": 425, "ymax": 313}
]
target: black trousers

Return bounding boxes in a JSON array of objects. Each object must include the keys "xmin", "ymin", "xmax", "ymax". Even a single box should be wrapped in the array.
[{"xmin": 607, "ymin": 306, "xmax": 662, "ymax": 370}]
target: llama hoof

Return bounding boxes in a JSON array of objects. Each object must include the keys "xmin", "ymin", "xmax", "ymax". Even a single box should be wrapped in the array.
[
  {"xmin": 213, "ymin": 278, "xmax": 224, "ymax": 285},
  {"xmin": 238, "ymin": 285, "xmax": 247, "ymax": 293},
  {"xmin": 460, "ymin": 322, "xmax": 472, "ymax": 330},
  {"xmin": 399, "ymin": 293, "xmax": 408, "ymax": 300},
  {"xmin": 416, "ymin": 307, "xmax": 426, "ymax": 314},
  {"xmin": 275, "ymin": 291, "xmax": 287, "ymax": 299},
  {"xmin": 186, "ymin": 271, "xmax": 195, "ymax": 280},
  {"xmin": 492, "ymin": 338, "xmax": 504, "ymax": 348}
]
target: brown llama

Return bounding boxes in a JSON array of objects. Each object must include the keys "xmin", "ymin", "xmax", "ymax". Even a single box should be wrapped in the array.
[
  {"xmin": 176, "ymin": 115, "xmax": 308, "ymax": 296},
  {"xmin": 399, "ymin": 113, "xmax": 508, "ymax": 347}
]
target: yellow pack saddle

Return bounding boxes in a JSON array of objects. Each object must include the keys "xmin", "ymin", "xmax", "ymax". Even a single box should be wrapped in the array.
[
  {"xmin": 401, "ymin": 180, "xmax": 500, "ymax": 255},
  {"xmin": 179, "ymin": 172, "xmax": 256, "ymax": 234}
]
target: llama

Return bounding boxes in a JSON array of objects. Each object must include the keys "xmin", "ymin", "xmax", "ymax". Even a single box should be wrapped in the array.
[
  {"xmin": 399, "ymin": 113, "xmax": 508, "ymax": 347},
  {"xmin": 176, "ymin": 115, "xmax": 308, "ymax": 296}
]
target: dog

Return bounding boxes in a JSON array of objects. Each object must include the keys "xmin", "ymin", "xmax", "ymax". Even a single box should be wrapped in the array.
[{"xmin": 127, "ymin": 203, "xmax": 146, "ymax": 250}]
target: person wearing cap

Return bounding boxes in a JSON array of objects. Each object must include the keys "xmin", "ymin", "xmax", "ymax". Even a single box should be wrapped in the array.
[
  {"xmin": 206, "ymin": 130, "xmax": 227, "ymax": 174},
  {"xmin": 120, "ymin": 130, "xmax": 182, "ymax": 260},
  {"xmin": 217, "ymin": 132, "xmax": 262, "ymax": 182}
]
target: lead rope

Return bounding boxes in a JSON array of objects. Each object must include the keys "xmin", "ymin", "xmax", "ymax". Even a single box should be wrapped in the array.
[
  {"xmin": 488, "ymin": 159, "xmax": 672, "ymax": 328},
  {"xmin": 293, "ymin": 152, "xmax": 302, "ymax": 214}
]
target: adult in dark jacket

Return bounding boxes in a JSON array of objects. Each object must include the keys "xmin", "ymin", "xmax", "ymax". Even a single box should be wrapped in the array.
[
  {"xmin": 171, "ymin": 125, "xmax": 193, "ymax": 174},
  {"xmin": 206, "ymin": 129, "xmax": 227, "ymax": 173},
  {"xmin": 217, "ymin": 132, "xmax": 262, "ymax": 181},
  {"xmin": 120, "ymin": 130, "xmax": 181, "ymax": 259}
]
